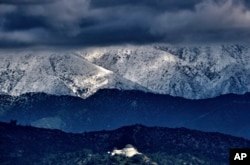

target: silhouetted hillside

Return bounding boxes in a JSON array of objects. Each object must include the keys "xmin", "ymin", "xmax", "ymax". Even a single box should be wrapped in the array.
[{"xmin": 0, "ymin": 121, "xmax": 250, "ymax": 164}]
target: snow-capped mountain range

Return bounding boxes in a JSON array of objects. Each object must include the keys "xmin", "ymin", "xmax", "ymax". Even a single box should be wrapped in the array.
[
  {"xmin": 0, "ymin": 50, "xmax": 146, "ymax": 98},
  {"xmin": 1, "ymin": 44, "xmax": 250, "ymax": 99}
]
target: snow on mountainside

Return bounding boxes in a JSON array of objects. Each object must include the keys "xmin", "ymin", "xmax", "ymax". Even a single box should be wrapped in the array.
[
  {"xmin": 0, "ymin": 50, "xmax": 147, "ymax": 98},
  {"xmin": 81, "ymin": 44, "xmax": 250, "ymax": 99},
  {"xmin": 0, "ymin": 44, "xmax": 250, "ymax": 99}
]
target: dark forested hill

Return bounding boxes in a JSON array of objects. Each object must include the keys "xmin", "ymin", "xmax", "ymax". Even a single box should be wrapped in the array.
[
  {"xmin": 1, "ymin": 121, "xmax": 250, "ymax": 165},
  {"xmin": 0, "ymin": 89, "xmax": 250, "ymax": 139}
]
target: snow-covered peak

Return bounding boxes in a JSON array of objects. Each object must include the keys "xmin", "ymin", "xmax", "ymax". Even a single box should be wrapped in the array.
[
  {"xmin": 79, "ymin": 44, "xmax": 250, "ymax": 99},
  {"xmin": 0, "ymin": 51, "xmax": 147, "ymax": 98},
  {"xmin": 1, "ymin": 44, "xmax": 250, "ymax": 99}
]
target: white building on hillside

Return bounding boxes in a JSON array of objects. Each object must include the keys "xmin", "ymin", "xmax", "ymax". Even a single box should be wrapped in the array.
[{"xmin": 110, "ymin": 144, "xmax": 141, "ymax": 157}]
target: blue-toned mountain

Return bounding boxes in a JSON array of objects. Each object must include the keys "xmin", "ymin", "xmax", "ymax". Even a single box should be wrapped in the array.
[{"xmin": 1, "ymin": 89, "xmax": 250, "ymax": 139}]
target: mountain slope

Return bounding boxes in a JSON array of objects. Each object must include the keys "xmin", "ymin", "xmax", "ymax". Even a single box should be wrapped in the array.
[
  {"xmin": 0, "ymin": 50, "xmax": 147, "ymax": 98},
  {"xmin": 1, "ymin": 44, "xmax": 250, "ymax": 99},
  {"xmin": 81, "ymin": 44, "xmax": 250, "ymax": 99},
  {"xmin": 1, "ymin": 121, "xmax": 250, "ymax": 165},
  {"xmin": 1, "ymin": 89, "xmax": 250, "ymax": 139}
]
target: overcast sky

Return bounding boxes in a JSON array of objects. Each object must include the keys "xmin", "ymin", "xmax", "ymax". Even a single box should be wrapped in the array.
[{"xmin": 0, "ymin": 0, "xmax": 250, "ymax": 48}]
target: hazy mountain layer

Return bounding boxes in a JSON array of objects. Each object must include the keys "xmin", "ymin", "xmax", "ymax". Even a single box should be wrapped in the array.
[{"xmin": 1, "ymin": 89, "xmax": 250, "ymax": 139}]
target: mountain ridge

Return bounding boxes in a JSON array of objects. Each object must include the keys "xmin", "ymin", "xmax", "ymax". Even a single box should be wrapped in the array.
[
  {"xmin": 1, "ymin": 121, "xmax": 250, "ymax": 165},
  {"xmin": 1, "ymin": 44, "xmax": 250, "ymax": 99},
  {"xmin": 0, "ymin": 51, "xmax": 148, "ymax": 98},
  {"xmin": 1, "ymin": 89, "xmax": 250, "ymax": 139},
  {"xmin": 80, "ymin": 44, "xmax": 250, "ymax": 99}
]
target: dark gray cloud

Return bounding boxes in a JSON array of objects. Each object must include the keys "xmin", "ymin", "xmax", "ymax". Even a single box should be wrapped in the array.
[
  {"xmin": 90, "ymin": 0, "xmax": 200, "ymax": 11},
  {"xmin": 0, "ymin": 0, "xmax": 55, "ymax": 5},
  {"xmin": 0, "ymin": 0, "xmax": 250, "ymax": 48}
]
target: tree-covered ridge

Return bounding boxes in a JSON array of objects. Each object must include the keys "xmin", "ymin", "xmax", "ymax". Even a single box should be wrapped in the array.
[
  {"xmin": 1, "ymin": 89, "xmax": 250, "ymax": 139},
  {"xmin": 0, "ymin": 121, "xmax": 250, "ymax": 164}
]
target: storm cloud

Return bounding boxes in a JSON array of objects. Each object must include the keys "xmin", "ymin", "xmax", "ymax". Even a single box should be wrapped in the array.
[{"xmin": 0, "ymin": 0, "xmax": 250, "ymax": 48}]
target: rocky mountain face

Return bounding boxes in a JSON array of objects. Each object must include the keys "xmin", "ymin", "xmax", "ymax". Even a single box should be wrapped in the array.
[
  {"xmin": 1, "ymin": 44, "xmax": 250, "ymax": 99},
  {"xmin": 81, "ymin": 44, "xmax": 250, "ymax": 99},
  {"xmin": 0, "ymin": 50, "xmax": 146, "ymax": 98},
  {"xmin": 1, "ymin": 121, "xmax": 250, "ymax": 165}
]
